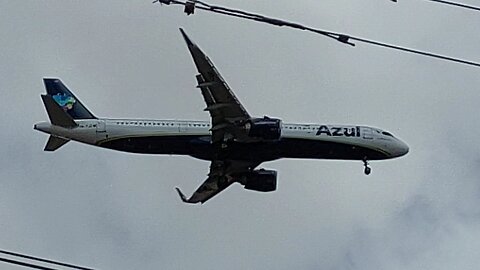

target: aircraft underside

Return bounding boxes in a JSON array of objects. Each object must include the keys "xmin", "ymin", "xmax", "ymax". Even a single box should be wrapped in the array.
[{"xmin": 97, "ymin": 135, "xmax": 390, "ymax": 161}]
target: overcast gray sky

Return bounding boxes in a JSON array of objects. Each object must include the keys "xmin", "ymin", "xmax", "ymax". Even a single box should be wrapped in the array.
[{"xmin": 1, "ymin": 1, "xmax": 480, "ymax": 269}]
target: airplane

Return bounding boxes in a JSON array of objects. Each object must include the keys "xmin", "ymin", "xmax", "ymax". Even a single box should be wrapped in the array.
[{"xmin": 34, "ymin": 28, "xmax": 409, "ymax": 204}]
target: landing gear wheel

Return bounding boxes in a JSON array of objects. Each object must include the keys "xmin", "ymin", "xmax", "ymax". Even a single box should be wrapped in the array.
[{"xmin": 363, "ymin": 158, "xmax": 371, "ymax": 175}]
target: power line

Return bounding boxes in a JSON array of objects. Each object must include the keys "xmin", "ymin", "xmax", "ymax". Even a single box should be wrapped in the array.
[
  {"xmin": 0, "ymin": 257, "xmax": 58, "ymax": 270},
  {"xmin": 153, "ymin": 0, "xmax": 480, "ymax": 68},
  {"xmin": 0, "ymin": 249, "xmax": 94, "ymax": 270},
  {"xmin": 424, "ymin": 0, "xmax": 480, "ymax": 11},
  {"xmin": 391, "ymin": 0, "xmax": 480, "ymax": 12}
]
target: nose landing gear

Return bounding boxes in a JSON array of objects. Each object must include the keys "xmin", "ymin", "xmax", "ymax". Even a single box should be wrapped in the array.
[{"xmin": 363, "ymin": 158, "xmax": 371, "ymax": 175}]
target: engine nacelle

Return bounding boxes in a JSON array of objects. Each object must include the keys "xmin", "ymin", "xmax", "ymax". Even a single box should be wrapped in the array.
[
  {"xmin": 242, "ymin": 169, "xmax": 277, "ymax": 192},
  {"xmin": 245, "ymin": 116, "xmax": 281, "ymax": 141}
]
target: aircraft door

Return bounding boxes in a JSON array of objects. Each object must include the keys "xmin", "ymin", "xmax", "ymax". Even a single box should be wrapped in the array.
[
  {"xmin": 97, "ymin": 120, "xmax": 106, "ymax": 133},
  {"xmin": 95, "ymin": 120, "xmax": 108, "ymax": 141},
  {"xmin": 361, "ymin": 127, "xmax": 373, "ymax": 139}
]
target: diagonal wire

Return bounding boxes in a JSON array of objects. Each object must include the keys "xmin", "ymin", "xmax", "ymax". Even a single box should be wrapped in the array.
[
  {"xmin": 0, "ymin": 257, "xmax": 58, "ymax": 270},
  {"xmin": 349, "ymin": 36, "xmax": 480, "ymax": 67},
  {"xmin": 415, "ymin": 0, "xmax": 480, "ymax": 12},
  {"xmin": 154, "ymin": 0, "xmax": 480, "ymax": 68},
  {"xmin": 0, "ymin": 249, "xmax": 95, "ymax": 270}
]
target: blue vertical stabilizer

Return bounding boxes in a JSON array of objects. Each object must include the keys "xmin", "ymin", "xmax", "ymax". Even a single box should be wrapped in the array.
[{"xmin": 43, "ymin": 78, "xmax": 96, "ymax": 120}]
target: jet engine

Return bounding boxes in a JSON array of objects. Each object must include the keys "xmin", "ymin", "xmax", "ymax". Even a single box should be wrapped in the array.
[
  {"xmin": 245, "ymin": 116, "xmax": 281, "ymax": 141},
  {"xmin": 241, "ymin": 169, "xmax": 277, "ymax": 192}
]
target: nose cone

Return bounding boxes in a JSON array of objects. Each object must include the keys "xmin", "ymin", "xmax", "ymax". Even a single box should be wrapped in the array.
[{"xmin": 391, "ymin": 139, "xmax": 409, "ymax": 158}]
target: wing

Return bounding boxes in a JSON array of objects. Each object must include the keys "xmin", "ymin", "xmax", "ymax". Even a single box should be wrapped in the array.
[
  {"xmin": 176, "ymin": 160, "xmax": 258, "ymax": 204},
  {"xmin": 180, "ymin": 28, "xmax": 251, "ymax": 144}
]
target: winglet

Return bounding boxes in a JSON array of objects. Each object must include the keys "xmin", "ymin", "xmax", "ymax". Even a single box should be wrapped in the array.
[{"xmin": 175, "ymin": 187, "xmax": 192, "ymax": 203}]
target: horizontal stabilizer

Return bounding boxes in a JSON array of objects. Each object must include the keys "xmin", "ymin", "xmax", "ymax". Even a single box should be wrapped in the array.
[
  {"xmin": 41, "ymin": 95, "xmax": 78, "ymax": 128},
  {"xmin": 44, "ymin": 136, "xmax": 70, "ymax": 151}
]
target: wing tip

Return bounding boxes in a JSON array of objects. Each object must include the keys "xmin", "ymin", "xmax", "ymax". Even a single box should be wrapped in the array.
[
  {"xmin": 175, "ymin": 187, "xmax": 203, "ymax": 204},
  {"xmin": 179, "ymin": 28, "xmax": 195, "ymax": 47},
  {"xmin": 175, "ymin": 187, "xmax": 189, "ymax": 203}
]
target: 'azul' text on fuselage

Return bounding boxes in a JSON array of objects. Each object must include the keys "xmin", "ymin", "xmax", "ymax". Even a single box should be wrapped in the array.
[{"xmin": 315, "ymin": 125, "xmax": 361, "ymax": 137}]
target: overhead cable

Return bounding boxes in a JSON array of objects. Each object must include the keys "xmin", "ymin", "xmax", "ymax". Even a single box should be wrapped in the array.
[
  {"xmin": 391, "ymin": 0, "xmax": 480, "ymax": 12},
  {"xmin": 0, "ymin": 249, "xmax": 94, "ymax": 270},
  {"xmin": 0, "ymin": 257, "xmax": 58, "ymax": 270},
  {"xmin": 153, "ymin": 0, "xmax": 480, "ymax": 68}
]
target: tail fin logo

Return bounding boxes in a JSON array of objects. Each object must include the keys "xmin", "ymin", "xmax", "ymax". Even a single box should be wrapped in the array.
[{"xmin": 52, "ymin": 93, "xmax": 76, "ymax": 111}]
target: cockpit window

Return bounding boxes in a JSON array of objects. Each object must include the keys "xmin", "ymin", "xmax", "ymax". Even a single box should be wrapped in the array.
[{"xmin": 382, "ymin": 131, "xmax": 394, "ymax": 137}]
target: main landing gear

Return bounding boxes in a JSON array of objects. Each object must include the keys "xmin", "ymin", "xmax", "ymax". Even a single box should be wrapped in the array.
[{"xmin": 363, "ymin": 158, "xmax": 371, "ymax": 175}]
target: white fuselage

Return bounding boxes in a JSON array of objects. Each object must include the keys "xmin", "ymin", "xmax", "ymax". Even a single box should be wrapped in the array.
[{"xmin": 35, "ymin": 118, "xmax": 409, "ymax": 161}]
